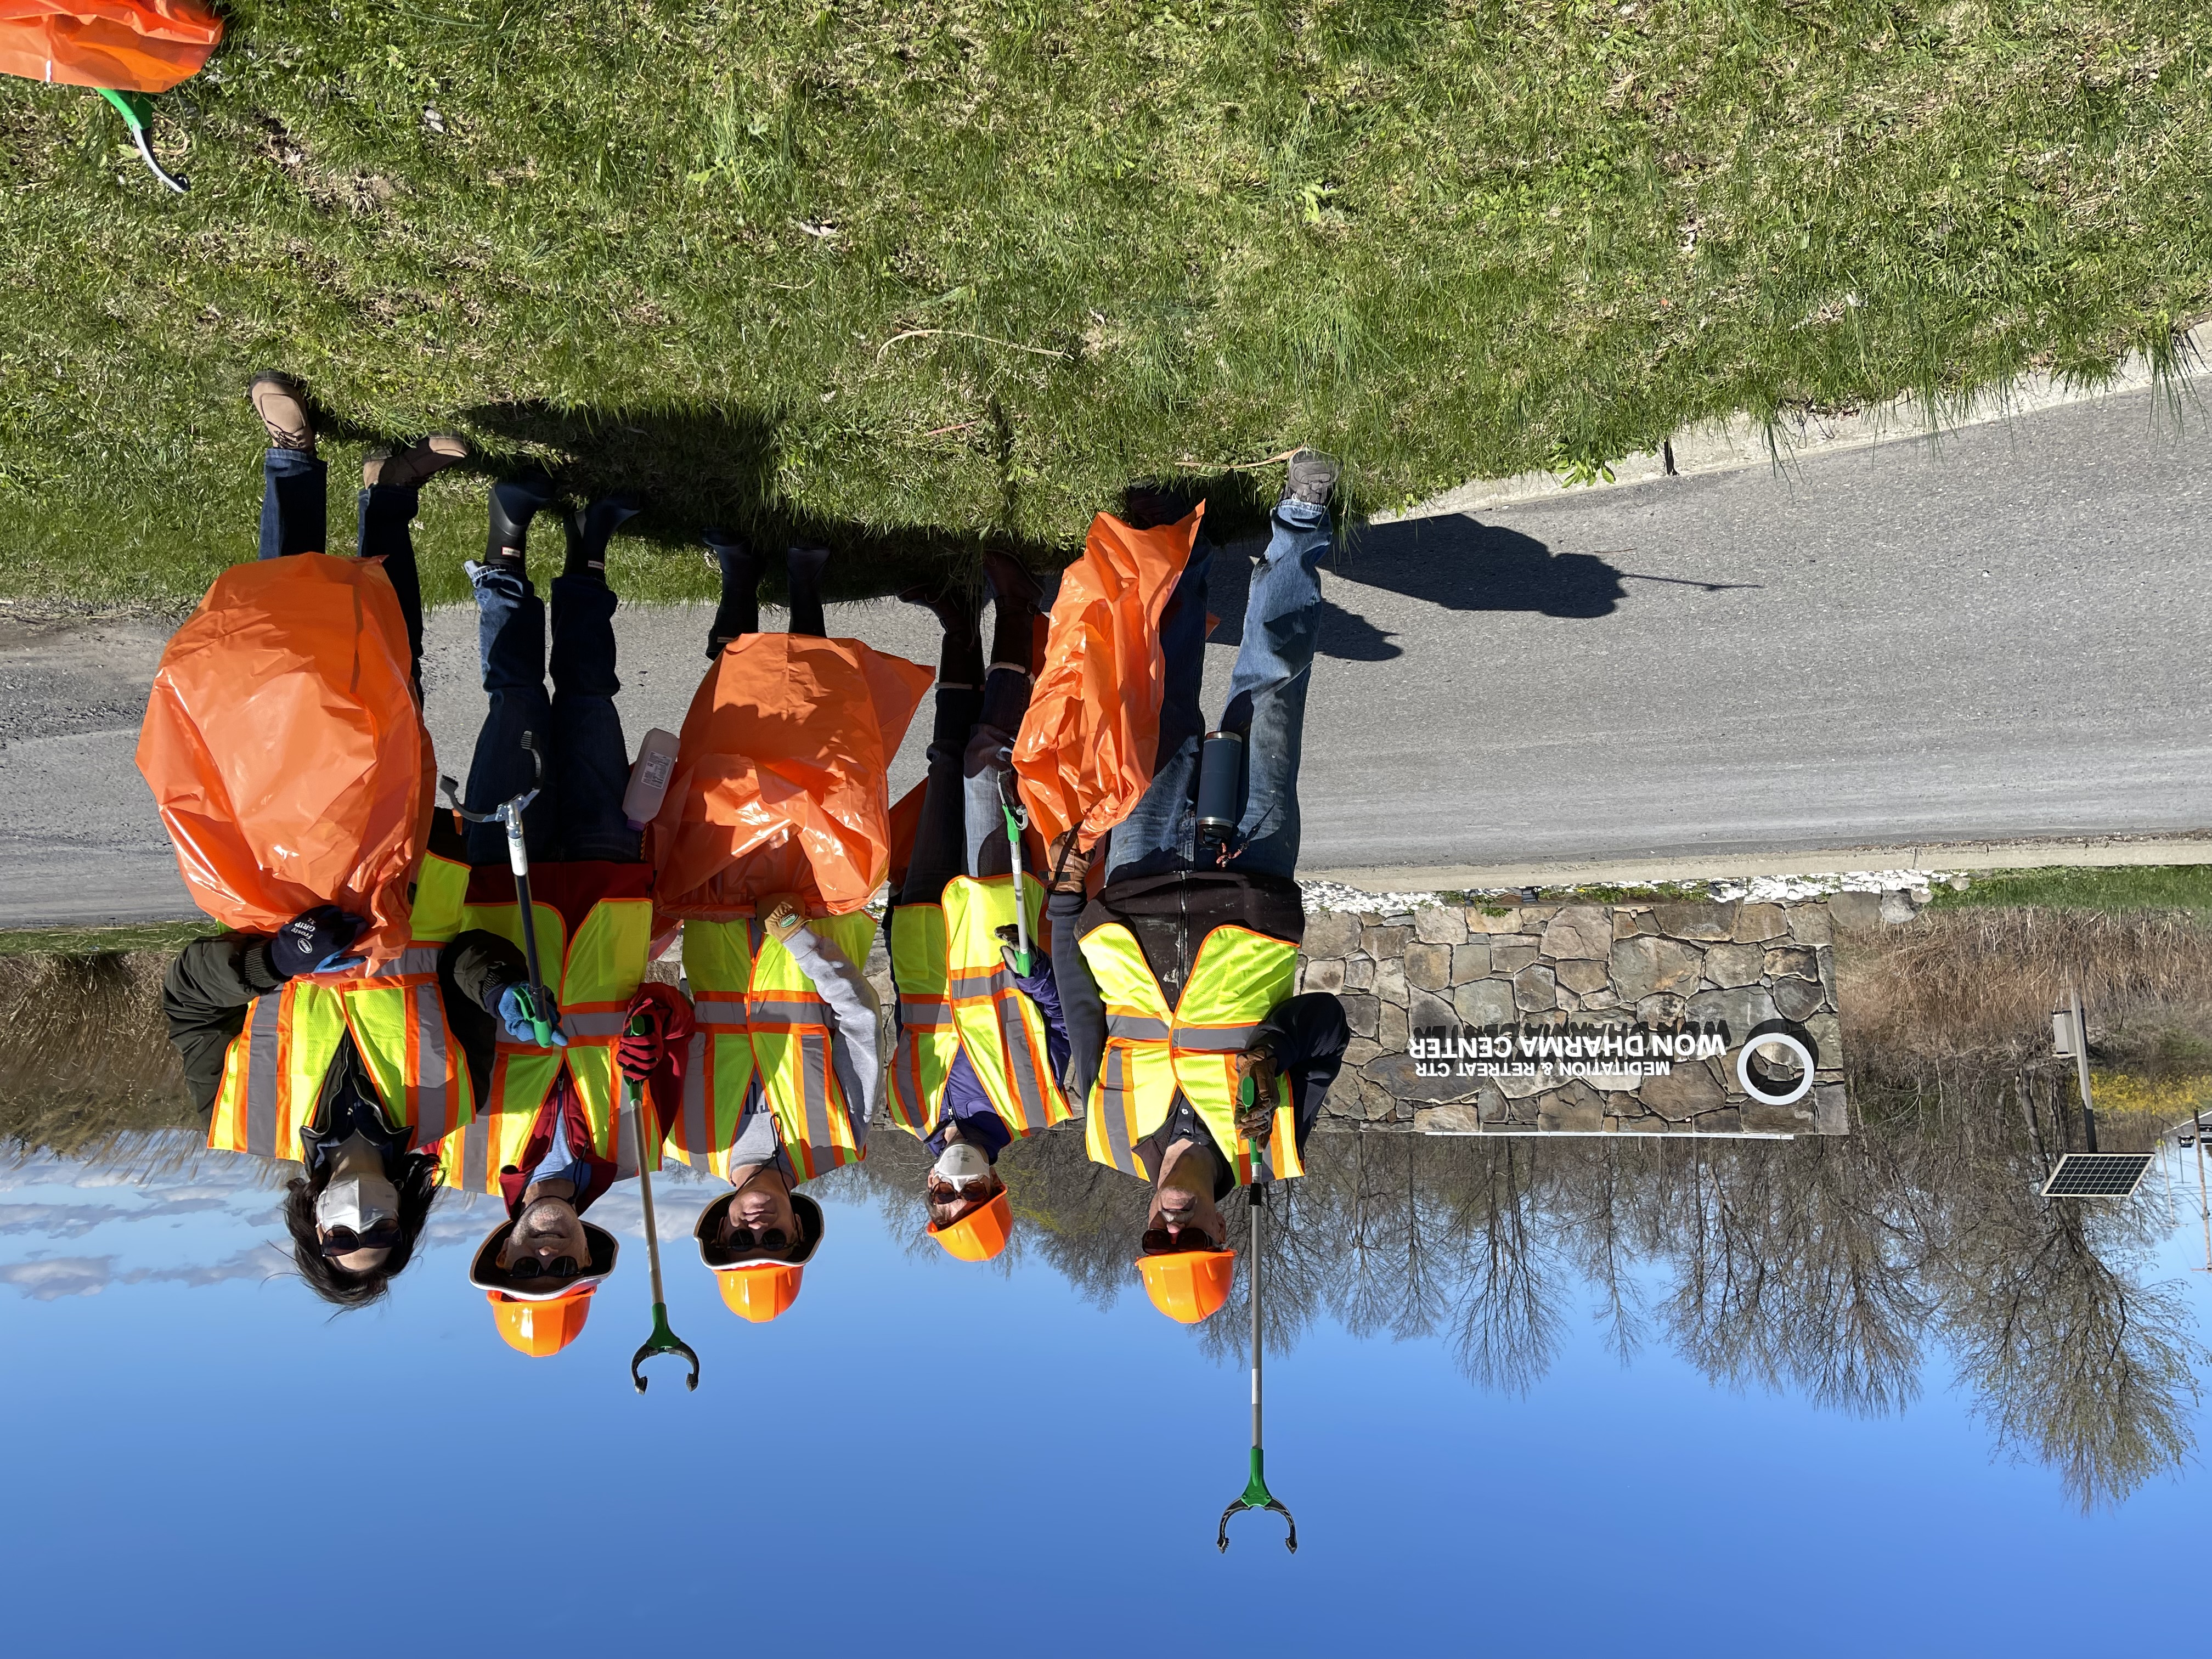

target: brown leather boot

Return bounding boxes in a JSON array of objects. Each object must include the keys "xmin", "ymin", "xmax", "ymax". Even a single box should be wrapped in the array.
[
  {"xmin": 364, "ymin": 435, "xmax": 468, "ymax": 489},
  {"xmin": 247, "ymin": 372, "xmax": 314, "ymax": 453}
]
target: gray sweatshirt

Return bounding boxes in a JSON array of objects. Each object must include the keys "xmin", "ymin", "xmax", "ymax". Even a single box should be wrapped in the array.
[{"xmin": 723, "ymin": 919, "xmax": 883, "ymax": 1172}]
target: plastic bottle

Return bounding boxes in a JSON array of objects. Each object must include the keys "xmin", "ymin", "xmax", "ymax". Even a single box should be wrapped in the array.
[{"xmin": 623, "ymin": 729, "xmax": 680, "ymax": 830}]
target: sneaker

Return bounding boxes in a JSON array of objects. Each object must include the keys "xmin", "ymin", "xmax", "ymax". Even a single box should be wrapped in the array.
[
  {"xmin": 364, "ymin": 435, "xmax": 469, "ymax": 490},
  {"xmin": 247, "ymin": 372, "xmax": 314, "ymax": 453},
  {"xmin": 1280, "ymin": 449, "xmax": 1340, "ymax": 508}
]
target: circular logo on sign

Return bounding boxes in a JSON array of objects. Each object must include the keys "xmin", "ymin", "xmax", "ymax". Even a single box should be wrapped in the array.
[{"xmin": 1737, "ymin": 1031, "xmax": 1815, "ymax": 1107}]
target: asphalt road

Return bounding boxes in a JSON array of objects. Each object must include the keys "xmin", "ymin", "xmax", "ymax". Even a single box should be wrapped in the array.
[{"xmin": 4, "ymin": 382, "xmax": 2208, "ymax": 925}]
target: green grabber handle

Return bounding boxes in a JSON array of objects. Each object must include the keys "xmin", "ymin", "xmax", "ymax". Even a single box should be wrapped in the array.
[
  {"xmin": 96, "ymin": 88, "xmax": 189, "ymax": 194},
  {"xmin": 998, "ymin": 781, "xmax": 1032, "ymax": 978},
  {"xmin": 626, "ymin": 1013, "xmax": 699, "ymax": 1393},
  {"xmin": 1219, "ymin": 1074, "xmax": 1296, "ymax": 1554}
]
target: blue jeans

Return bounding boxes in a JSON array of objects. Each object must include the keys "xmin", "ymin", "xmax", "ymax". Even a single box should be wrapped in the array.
[
  {"xmin": 1103, "ymin": 498, "xmax": 1331, "ymax": 884},
  {"xmin": 463, "ymin": 563, "xmax": 640, "ymax": 866},
  {"xmin": 258, "ymin": 449, "xmax": 426, "ymax": 685}
]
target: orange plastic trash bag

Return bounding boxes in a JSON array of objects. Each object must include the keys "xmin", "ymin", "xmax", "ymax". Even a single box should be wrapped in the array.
[
  {"xmin": 650, "ymin": 635, "xmax": 933, "ymax": 918},
  {"xmin": 1013, "ymin": 505, "xmax": 1203, "ymax": 851},
  {"xmin": 136, "ymin": 554, "xmax": 433, "ymax": 964},
  {"xmin": 0, "ymin": 1, "xmax": 223, "ymax": 94}
]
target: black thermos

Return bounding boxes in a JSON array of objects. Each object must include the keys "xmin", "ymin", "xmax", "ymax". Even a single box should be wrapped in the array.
[{"xmin": 1195, "ymin": 729, "xmax": 1245, "ymax": 845}]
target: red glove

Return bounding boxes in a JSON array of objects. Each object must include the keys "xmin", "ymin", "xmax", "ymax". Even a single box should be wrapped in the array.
[{"xmin": 618, "ymin": 981, "xmax": 695, "ymax": 1083}]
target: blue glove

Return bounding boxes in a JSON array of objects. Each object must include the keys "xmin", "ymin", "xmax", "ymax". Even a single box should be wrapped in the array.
[
  {"xmin": 270, "ymin": 906, "xmax": 369, "ymax": 978},
  {"xmin": 495, "ymin": 981, "xmax": 568, "ymax": 1047}
]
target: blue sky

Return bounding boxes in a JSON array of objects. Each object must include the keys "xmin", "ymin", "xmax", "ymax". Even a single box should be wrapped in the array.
[{"xmin": 1, "ymin": 1142, "xmax": 2205, "ymax": 1657}]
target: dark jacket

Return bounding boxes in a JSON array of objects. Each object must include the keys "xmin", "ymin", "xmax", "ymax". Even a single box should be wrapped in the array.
[
  {"xmin": 1130, "ymin": 989, "xmax": 1351, "ymax": 1196},
  {"xmin": 921, "ymin": 951, "xmax": 1070, "ymax": 1164},
  {"xmin": 162, "ymin": 929, "xmax": 527, "ymax": 1118},
  {"xmin": 1047, "ymin": 868, "xmax": 1314, "ymax": 1108}
]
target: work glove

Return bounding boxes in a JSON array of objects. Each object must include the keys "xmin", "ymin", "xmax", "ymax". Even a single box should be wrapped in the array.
[
  {"xmin": 994, "ymin": 922, "xmax": 1047, "ymax": 984},
  {"xmin": 760, "ymin": 893, "xmax": 808, "ymax": 946},
  {"xmin": 1045, "ymin": 832, "xmax": 1090, "ymax": 896},
  {"xmin": 269, "ymin": 906, "xmax": 369, "ymax": 978},
  {"xmin": 618, "ymin": 982, "xmax": 695, "ymax": 1082},
  {"xmin": 1233, "ymin": 1044, "xmax": 1280, "ymax": 1141},
  {"xmin": 492, "ymin": 980, "xmax": 568, "ymax": 1047}
]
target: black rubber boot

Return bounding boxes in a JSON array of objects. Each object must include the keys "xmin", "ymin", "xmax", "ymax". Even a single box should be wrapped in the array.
[
  {"xmin": 1121, "ymin": 480, "xmax": 1197, "ymax": 531},
  {"xmin": 563, "ymin": 494, "xmax": 641, "ymax": 581},
  {"xmin": 486, "ymin": 472, "xmax": 557, "ymax": 568},
  {"xmin": 703, "ymin": 527, "xmax": 761, "ymax": 657},
  {"xmin": 900, "ymin": 584, "xmax": 984, "ymax": 684},
  {"xmin": 981, "ymin": 551, "xmax": 1043, "ymax": 673},
  {"xmin": 786, "ymin": 544, "xmax": 831, "ymax": 639}
]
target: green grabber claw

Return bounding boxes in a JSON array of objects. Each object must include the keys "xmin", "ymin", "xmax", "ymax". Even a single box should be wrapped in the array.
[
  {"xmin": 96, "ymin": 88, "xmax": 188, "ymax": 194},
  {"xmin": 624, "ymin": 1012, "xmax": 699, "ymax": 1393},
  {"xmin": 1217, "ymin": 1448, "xmax": 1297, "ymax": 1554},
  {"xmin": 1217, "ymin": 1086, "xmax": 1296, "ymax": 1553},
  {"xmin": 631, "ymin": 1300, "xmax": 699, "ymax": 1395}
]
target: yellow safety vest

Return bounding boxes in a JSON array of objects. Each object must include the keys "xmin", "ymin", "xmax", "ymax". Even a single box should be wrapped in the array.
[
  {"xmin": 425, "ymin": 871, "xmax": 654, "ymax": 1194},
  {"xmin": 887, "ymin": 901, "xmax": 959, "ymax": 1136},
  {"xmin": 207, "ymin": 854, "xmax": 475, "ymax": 1163},
  {"xmin": 670, "ymin": 912, "xmax": 876, "ymax": 1182},
  {"xmin": 940, "ymin": 874, "xmax": 1071, "ymax": 1135},
  {"xmin": 1077, "ymin": 922, "xmax": 1304, "ymax": 1185}
]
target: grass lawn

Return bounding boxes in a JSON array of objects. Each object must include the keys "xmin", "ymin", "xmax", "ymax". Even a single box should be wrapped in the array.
[
  {"xmin": 1928, "ymin": 864, "xmax": 2212, "ymax": 913},
  {"xmin": 1, "ymin": 1, "xmax": 2208, "ymax": 609},
  {"xmin": 0, "ymin": 921, "xmax": 216, "ymax": 958}
]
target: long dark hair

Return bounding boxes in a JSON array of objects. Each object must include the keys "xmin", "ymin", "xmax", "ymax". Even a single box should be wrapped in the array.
[{"xmin": 282, "ymin": 1149, "xmax": 443, "ymax": 1309}]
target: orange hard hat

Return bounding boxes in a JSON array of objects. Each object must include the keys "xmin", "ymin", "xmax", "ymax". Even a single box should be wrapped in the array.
[
  {"xmin": 1137, "ymin": 1249, "xmax": 1235, "ymax": 1323},
  {"xmin": 696, "ymin": 1188, "xmax": 822, "ymax": 1323},
  {"xmin": 716, "ymin": 1262, "xmax": 805, "ymax": 1322},
  {"xmin": 928, "ymin": 1189, "xmax": 1013, "ymax": 1263},
  {"xmin": 486, "ymin": 1285, "xmax": 597, "ymax": 1356}
]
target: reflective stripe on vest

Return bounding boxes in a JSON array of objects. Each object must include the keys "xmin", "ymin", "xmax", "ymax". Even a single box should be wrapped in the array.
[
  {"xmin": 940, "ymin": 874, "xmax": 1070, "ymax": 1137},
  {"xmin": 208, "ymin": 941, "xmax": 473, "ymax": 1163},
  {"xmin": 887, "ymin": 902, "xmax": 958, "ymax": 1137},
  {"xmin": 432, "ymin": 891, "xmax": 654, "ymax": 1192},
  {"xmin": 1075, "ymin": 922, "xmax": 1304, "ymax": 1185},
  {"xmin": 673, "ymin": 912, "xmax": 876, "ymax": 1182}
]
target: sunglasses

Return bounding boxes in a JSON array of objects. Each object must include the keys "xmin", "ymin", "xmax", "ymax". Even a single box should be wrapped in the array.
[
  {"xmin": 509, "ymin": 1255, "xmax": 580, "ymax": 1281},
  {"xmin": 721, "ymin": 1226, "xmax": 789, "ymax": 1253},
  {"xmin": 927, "ymin": 1175, "xmax": 996, "ymax": 1202},
  {"xmin": 1140, "ymin": 1227, "xmax": 1220, "ymax": 1255},
  {"xmin": 319, "ymin": 1220, "xmax": 399, "ymax": 1257}
]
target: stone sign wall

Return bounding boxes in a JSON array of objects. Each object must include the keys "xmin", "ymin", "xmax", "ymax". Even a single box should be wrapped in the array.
[{"xmin": 1299, "ymin": 898, "xmax": 1852, "ymax": 1137}]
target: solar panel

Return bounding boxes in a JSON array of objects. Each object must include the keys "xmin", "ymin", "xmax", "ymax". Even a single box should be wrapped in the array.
[{"xmin": 2040, "ymin": 1153, "xmax": 2154, "ymax": 1199}]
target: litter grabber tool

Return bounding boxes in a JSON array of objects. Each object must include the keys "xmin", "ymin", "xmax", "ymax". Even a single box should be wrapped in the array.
[
  {"xmin": 1218, "ymin": 1073, "xmax": 1297, "ymax": 1554},
  {"xmin": 625, "ymin": 1012, "xmax": 699, "ymax": 1393},
  {"xmin": 97, "ymin": 88, "xmax": 187, "ymax": 193},
  {"xmin": 997, "ymin": 774, "xmax": 1033, "ymax": 976},
  {"xmin": 439, "ymin": 733, "xmax": 556, "ymax": 1046}
]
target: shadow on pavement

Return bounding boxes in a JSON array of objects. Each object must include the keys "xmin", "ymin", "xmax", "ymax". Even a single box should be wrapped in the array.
[{"xmin": 1204, "ymin": 512, "xmax": 1628, "ymax": 662}]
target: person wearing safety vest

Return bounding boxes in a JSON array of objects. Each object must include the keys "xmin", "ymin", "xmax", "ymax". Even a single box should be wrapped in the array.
[
  {"xmin": 444, "ymin": 478, "xmax": 678, "ymax": 1352},
  {"xmin": 465, "ymin": 981, "xmax": 693, "ymax": 1357},
  {"xmin": 888, "ymin": 551, "xmax": 1071, "ymax": 1262},
  {"xmin": 157, "ymin": 373, "xmax": 516, "ymax": 1310},
  {"xmin": 1046, "ymin": 455, "xmax": 1353, "ymax": 1325},
  {"xmin": 676, "ymin": 536, "xmax": 889, "ymax": 1323}
]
